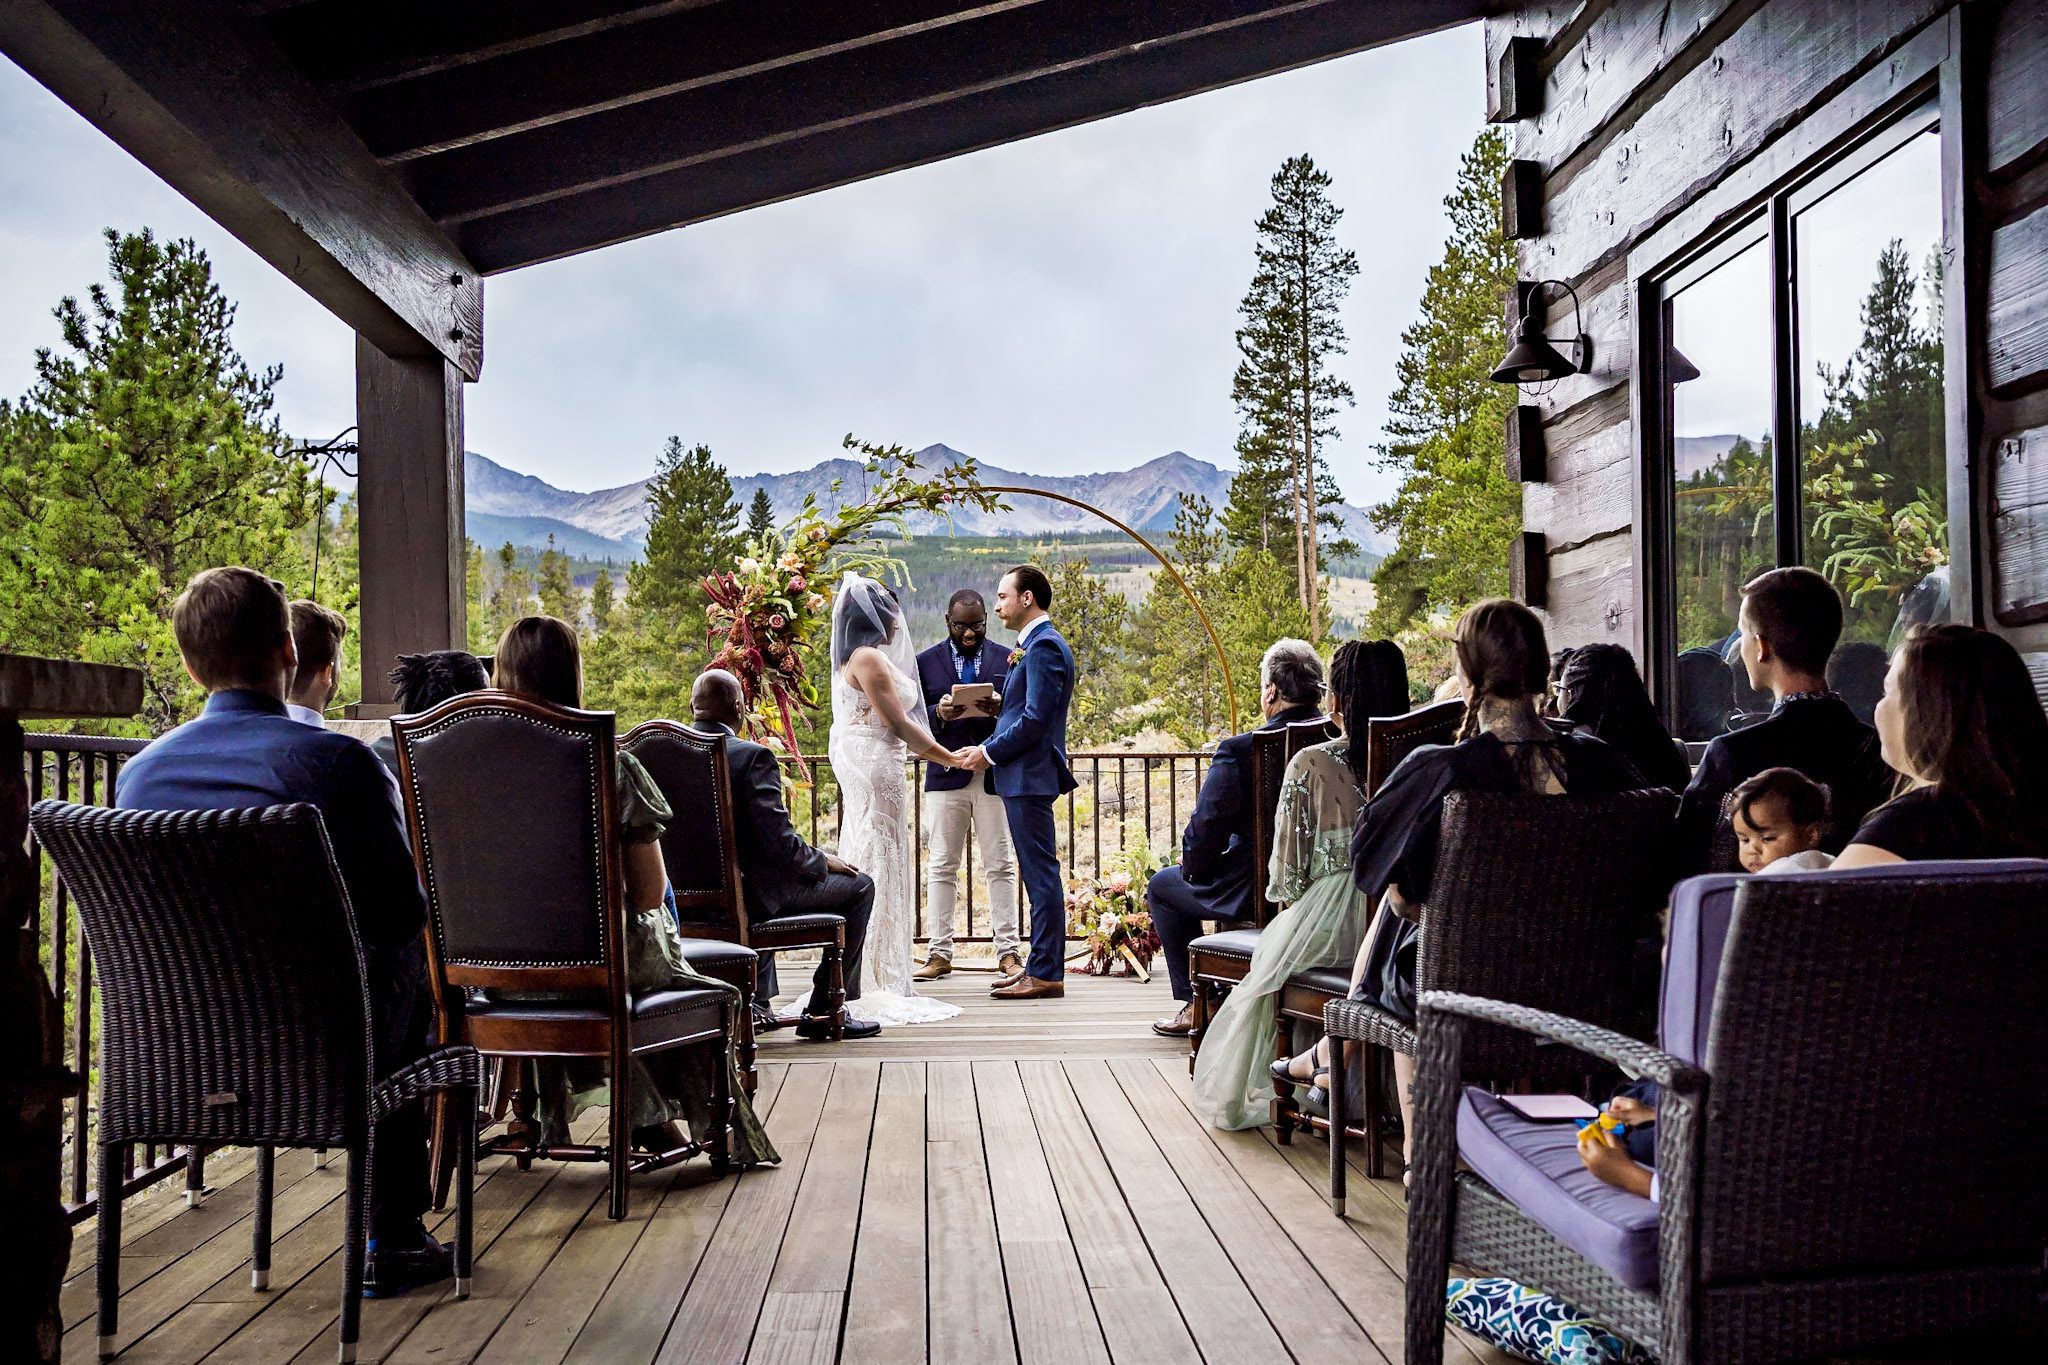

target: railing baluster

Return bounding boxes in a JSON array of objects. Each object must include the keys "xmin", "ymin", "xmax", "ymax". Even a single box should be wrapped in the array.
[
  {"xmin": 1090, "ymin": 757, "xmax": 1102, "ymax": 878},
  {"xmin": 912, "ymin": 762, "xmax": 924, "ymax": 939}
]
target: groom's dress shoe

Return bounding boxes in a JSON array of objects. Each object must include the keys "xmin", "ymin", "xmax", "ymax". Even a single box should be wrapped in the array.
[
  {"xmin": 1151, "ymin": 1004, "xmax": 1196, "ymax": 1037},
  {"xmin": 990, "ymin": 975, "xmax": 1064, "ymax": 1000},
  {"xmin": 797, "ymin": 1013, "xmax": 881, "ymax": 1041}
]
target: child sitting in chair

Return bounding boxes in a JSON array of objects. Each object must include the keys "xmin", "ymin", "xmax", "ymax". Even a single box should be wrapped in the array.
[{"xmin": 1728, "ymin": 766, "xmax": 1834, "ymax": 874}]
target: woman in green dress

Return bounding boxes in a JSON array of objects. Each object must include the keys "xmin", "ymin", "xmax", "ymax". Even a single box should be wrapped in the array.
[
  {"xmin": 495, "ymin": 616, "xmax": 777, "ymax": 1168},
  {"xmin": 1190, "ymin": 640, "xmax": 1407, "ymax": 1131}
]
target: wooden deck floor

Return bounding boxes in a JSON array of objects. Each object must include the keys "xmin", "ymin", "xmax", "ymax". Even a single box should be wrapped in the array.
[{"xmin": 64, "ymin": 972, "xmax": 1511, "ymax": 1363}]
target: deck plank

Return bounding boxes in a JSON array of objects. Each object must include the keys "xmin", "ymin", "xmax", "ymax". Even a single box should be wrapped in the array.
[
  {"xmin": 972, "ymin": 1060, "xmax": 1111, "ymax": 1365},
  {"xmin": 652, "ymin": 1061, "xmax": 834, "ymax": 1365},
  {"xmin": 924, "ymin": 1061, "xmax": 1017, "ymax": 1365},
  {"xmin": 1062, "ymin": 1060, "xmax": 1290, "ymax": 1362},
  {"xmin": 839, "ymin": 1063, "xmax": 926, "ymax": 1365},
  {"xmin": 1015, "ymin": 1061, "xmax": 1196, "ymax": 1364}
]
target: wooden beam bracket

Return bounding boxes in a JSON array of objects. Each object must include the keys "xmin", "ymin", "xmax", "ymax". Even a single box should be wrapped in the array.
[
  {"xmin": 1511, "ymin": 531, "xmax": 1549, "ymax": 608},
  {"xmin": 1502, "ymin": 158, "xmax": 1544, "ymax": 238},
  {"xmin": 1489, "ymin": 35, "xmax": 1544, "ymax": 123},
  {"xmin": 1506, "ymin": 404, "xmax": 1546, "ymax": 483}
]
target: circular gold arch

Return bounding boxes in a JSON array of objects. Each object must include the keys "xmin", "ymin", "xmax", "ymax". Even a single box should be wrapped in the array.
[{"xmin": 980, "ymin": 485, "xmax": 1240, "ymax": 734}]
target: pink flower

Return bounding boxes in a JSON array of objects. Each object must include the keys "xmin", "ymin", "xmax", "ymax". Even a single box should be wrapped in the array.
[
  {"xmin": 788, "ymin": 575, "xmax": 807, "ymax": 593},
  {"xmin": 768, "ymin": 613, "xmax": 787, "ymax": 628}
]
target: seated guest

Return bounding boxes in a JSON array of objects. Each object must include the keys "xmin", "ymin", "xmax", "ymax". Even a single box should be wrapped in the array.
[
  {"xmin": 116, "ymin": 567, "xmax": 449, "ymax": 1295},
  {"xmin": 1676, "ymin": 568, "xmax": 1893, "ymax": 875},
  {"xmin": 1827, "ymin": 640, "xmax": 1888, "ymax": 727},
  {"xmin": 1674, "ymin": 645, "xmax": 1735, "ymax": 740},
  {"xmin": 689, "ymin": 668, "xmax": 882, "ymax": 1041},
  {"xmin": 1148, "ymin": 638, "xmax": 1327, "ymax": 1038},
  {"xmin": 1191, "ymin": 641, "xmax": 1394, "ymax": 1129},
  {"xmin": 491, "ymin": 617, "xmax": 778, "ymax": 1163},
  {"xmin": 285, "ymin": 598, "xmax": 347, "ymax": 726},
  {"xmin": 1726, "ymin": 767, "xmax": 1834, "ymax": 873},
  {"xmin": 370, "ymin": 650, "xmax": 491, "ymax": 774},
  {"xmin": 1834, "ymin": 624, "xmax": 2048, "ymax": 866},
  {"xmin": 1546, "ymin": 647, "xmax": 1577, "ymax": 716},
  {"xmin": 1556, "ymin": 643, "xmax": 1690, "ymax": 792},
  {"xmin": 1289, "ymin": 599, "xmax": 1645, "ymax": 1169}
]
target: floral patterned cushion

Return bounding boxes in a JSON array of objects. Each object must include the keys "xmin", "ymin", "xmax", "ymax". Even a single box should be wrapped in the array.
[{"xmin": 1445, "ymin": 1277, "xmax": 1653, "ymax": 1365}]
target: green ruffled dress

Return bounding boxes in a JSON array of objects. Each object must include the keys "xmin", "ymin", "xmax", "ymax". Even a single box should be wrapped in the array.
[
  {"xmin": 526, "ymin": 752, "xmax": 779, "ymax": 1166},
  {"xmin": 1189, "ymin": 739, "xmax": 1372, "ymax": 1131}
]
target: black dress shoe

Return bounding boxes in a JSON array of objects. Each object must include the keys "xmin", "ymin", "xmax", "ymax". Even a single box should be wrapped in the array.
[
  {"xmin": 752, "ymin": 1008, "xmax": 787, "ymax": 1034},
  {"xmin": 796, "ymin": 1013, "xmax": 881, "ymax": 1041},
  {"xmin": 363, "ymin": 1224, "xmax": 453, "ymax": 1299}
]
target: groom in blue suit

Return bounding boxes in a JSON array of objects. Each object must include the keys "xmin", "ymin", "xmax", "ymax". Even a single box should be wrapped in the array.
[{"xmin": 961, "ymin": 565, "xmax": 1077, "ymax": 999}]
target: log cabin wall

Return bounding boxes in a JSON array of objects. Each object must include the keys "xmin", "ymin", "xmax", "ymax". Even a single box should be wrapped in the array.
[{"xmin": 1485, "ymin": 0, "xmax": 2048, "ymax": 705}]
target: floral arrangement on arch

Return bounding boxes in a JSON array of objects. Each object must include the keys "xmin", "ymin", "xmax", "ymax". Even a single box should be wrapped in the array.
[
  {"xmin": 702, "ymin": 436, "xmax": 1003, "ymax": 776},
  {"xmin": 1067, "ymin": 825, "xmax": 1165, "ymax": 978}
]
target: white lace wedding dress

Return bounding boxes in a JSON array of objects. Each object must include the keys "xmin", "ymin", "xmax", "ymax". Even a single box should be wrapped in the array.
[{"xmin": 813, "ymin": 662, "xmax": 961, "ymax": 1026}]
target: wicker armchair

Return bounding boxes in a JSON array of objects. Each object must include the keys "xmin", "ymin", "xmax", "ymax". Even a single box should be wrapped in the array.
[
  {"xmin": 1184, "ymin": 716, "xmax": 1338, "ymax": 1070},
  {"xmin": 391, "ymin": 692, "xmax": 734, "ymax": 1223},
  {"xmin": 1320, "ymin": 787, "xmax": 1677, "ymax": 1184},
  {"xmin": 1399, "ymin": 864, "xmax": 2048, "ymax": 1364},
  {"xmin": 621, "ymin": 719, "xmax": 847, "ymax": 1040},
  {"xmin": 27, "ymin": 801, "xmax": 479, "ymax": 1365}
]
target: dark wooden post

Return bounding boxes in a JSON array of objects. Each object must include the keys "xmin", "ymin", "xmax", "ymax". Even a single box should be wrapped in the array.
[
  {"xmin": 355, "ymin": 338, "xmax": 467, "ymax": 712},
  {"xmin": 0, "ymin": 654, "xmax": 141, "ymax": 1364}
]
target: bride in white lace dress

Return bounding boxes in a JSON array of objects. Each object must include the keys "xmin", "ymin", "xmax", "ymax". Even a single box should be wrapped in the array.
[{"xmin": 819, "ymin": 573, "xmax": 965, "ymax": 1025}]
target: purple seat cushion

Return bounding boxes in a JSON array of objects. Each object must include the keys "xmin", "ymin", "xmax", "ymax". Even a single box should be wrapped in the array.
[{"xmin": 1456, "ymin": 1087, "xmax": 1660, "ymax": 1289}]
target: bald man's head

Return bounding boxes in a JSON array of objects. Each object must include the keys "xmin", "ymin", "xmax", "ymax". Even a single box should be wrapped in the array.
[{"xmin": 692, "ymin": 668, "xmax": 745, "ymax": 729}]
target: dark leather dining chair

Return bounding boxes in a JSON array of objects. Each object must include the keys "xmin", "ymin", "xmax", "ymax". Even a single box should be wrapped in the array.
[
  {"xmin": 621, "ymin": 719, "xmax": 848, "ymax": 1041},
  {"xmin": 392, "ymin": 691, "xmax": 735, "ymax": 1222}
]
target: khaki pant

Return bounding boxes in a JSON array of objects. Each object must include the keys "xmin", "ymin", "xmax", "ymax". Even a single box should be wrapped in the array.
[{"xmin": 922, "ymin": 783, "xmax": 1020, "ymax": 958}]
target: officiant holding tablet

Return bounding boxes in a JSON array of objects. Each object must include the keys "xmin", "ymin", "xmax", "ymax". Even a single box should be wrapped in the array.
[{"xmin": 914, "ymin": 589, "xmax": 1022, "ymax": 981}]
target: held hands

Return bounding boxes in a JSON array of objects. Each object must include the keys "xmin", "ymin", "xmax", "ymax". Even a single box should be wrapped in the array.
[{"xmin": 958, "ymin": 746, "xmax": 993, "ymax": 773}]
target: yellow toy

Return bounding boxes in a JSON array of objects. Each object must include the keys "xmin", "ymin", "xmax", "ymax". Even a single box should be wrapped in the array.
[{"xmin": 1576, "ymin": 1109, "xmax": 1629, "ymax": 1149}]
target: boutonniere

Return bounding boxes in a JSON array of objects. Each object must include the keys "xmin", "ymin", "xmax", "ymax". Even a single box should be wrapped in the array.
[{"xmin": 1007, "ymin": 648, "xmax": 1023, "ymax": 667}]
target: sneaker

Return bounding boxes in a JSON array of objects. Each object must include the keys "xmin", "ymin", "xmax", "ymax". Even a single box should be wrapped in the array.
[{"xmin": 363, "ymin": 1224, "xmax": 453, "ymax": 1299}]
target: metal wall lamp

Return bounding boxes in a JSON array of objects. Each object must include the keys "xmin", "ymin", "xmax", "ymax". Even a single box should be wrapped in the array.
[{"xmin": 1491, "ymin": 279, "xmax": 1591, "ymax": 384}]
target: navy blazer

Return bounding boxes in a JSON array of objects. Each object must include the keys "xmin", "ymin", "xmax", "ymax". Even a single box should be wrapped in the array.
[
  {"xmin": 705, "ymin": 721, "xmax": 831, "ymax": 919},
  {"xmin": 915, "ymin": 638, "xmax": 1010, "ymax": 792},
  {"xmin": 1179, "ymin": 703, "xmax": 1324, "ymax": 920},
  {"xmin": 982, "ymin": 621, "xmax": 1078, "ymax": 799},
  {"xmin": 115, "ymin": 689, "xmax": 427, "ymax": 961}
]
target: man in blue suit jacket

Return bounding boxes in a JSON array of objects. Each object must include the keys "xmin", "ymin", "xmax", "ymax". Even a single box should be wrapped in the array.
[
  {"xmin": 115, "ymin": 567, "xmax": 450, "ymax": 1297},
  {"xmin": 1147, "ymin": 639, "xmax": 1326, "ymax": 1037},
  {"xmin": 912, "ymin": 589, "xmax": 1021, "ymax": 980},
  {"xmin": 961, "ymin": 566, "xmax": 1076, "ymax": 999}
]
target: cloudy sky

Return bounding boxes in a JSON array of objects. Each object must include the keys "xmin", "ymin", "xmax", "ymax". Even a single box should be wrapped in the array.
[{"xmin": 1, "ymin": 23, "xmax": 1488, "ymax": 508}]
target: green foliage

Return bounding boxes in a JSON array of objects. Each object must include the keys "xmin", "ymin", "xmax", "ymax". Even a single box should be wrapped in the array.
[
  {"xmin": 745, "ymin": 485, "xmax": 776, "ymax": 545},
  {"xmin": 629, "ymin": 437, "xmax": 741, "ymax": 634},
  {"xmin": 589, "ymin": 567, "xmax": 617, "ymax": 633},
  {"xmin": 1046, "ymin": 557, "xmax": 1131, "ymax": 734},
  {"xmin": 1232, "ymin": 154, "xmax": 1359, "ymax": 635},
  {"xmin": 1368, "ymin": 128, "xmax": 1519, "ymax": 636},
  {"xmin": 482, "ymin": 540, "xmax": 534, "ymax": 649},
  {"xmin": 536, "ymin": 533, "xmax": 577, "ymax": 621},
  {"xmin": 0, "ymin": 228, "xmax": 318, "ymax": 731}
]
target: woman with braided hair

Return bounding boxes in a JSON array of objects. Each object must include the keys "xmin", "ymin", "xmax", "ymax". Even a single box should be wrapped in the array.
[{"xmin": 1190, "ymin": 639, "xmax": 1410, "ymax": 1130}]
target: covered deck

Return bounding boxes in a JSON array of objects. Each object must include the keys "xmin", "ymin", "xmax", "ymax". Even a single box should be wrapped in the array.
[{"xmin": 56, "ymin": 974, "xmax": 1508, "ymax": 1364}]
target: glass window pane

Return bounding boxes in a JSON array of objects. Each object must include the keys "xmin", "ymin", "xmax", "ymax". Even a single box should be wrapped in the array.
[
  {"xmin": 1796, "ymin": 124, "xmax": 1946, "ymax": 665},
  {"xmin": 1668, "ymin": 237, "xmax": 1774, "ymax": 739}
]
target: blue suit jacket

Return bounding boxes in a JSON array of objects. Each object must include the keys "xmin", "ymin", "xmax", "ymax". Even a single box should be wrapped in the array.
[
  {"xmin": 916, "ymin": 638, "xmax": 1010, "ymax": 792},
  {"xmin": 1179, "ymin": 703, "xmax": 1325, "ymax": 920},
  {"xmin": 982, "ymin": 621, "xmax": 1078, "ymax": 799},
  {"xmin": 115, "ymin": 689, "xmax": 428, "ymax": 962}
]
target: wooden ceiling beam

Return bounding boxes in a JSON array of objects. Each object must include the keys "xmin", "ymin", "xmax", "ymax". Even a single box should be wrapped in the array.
[
  {"xmin": 455, "ymin": 0, "xmax": 1485, "ymax": 271},
  {"xmin": 4, "ymin": 0, "xmax": 483, "ymax": 376},
  {"xmin": 416, "ymin": 0, "xmax": 1441, "ymax": 227},
  {"xmin": 251, "ymin": 1, "xmax": 718, "ymax": 92},
  {"xmin": 349, "ymin": 0, "xmax": 1040, "ymax": 162}
]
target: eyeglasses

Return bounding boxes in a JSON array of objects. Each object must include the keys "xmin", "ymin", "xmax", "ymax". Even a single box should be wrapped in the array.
[{"xmin": 947, "ymin": 617, "xmax": 986, "ymax": 631}]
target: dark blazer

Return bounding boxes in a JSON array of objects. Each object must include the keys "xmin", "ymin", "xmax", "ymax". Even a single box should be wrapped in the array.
[
  {"xmin": 115, "ymin": 689, "xmax": 426, "ymax": 960},
  {"xmin": 916, "ymin": 637, "xmax": 1010, "ymax": 792},
  {"xmin": 1676, "ymin": 694, "xmax": 1894, "ymax": 875},
  {"xmin": 705, "ymin": 720, "xmax": 831, "ymax": 919},
  {"xmin": 1178, "ymin": 703, "xmax": 1324, "ymax": 922},
  {"xmin": 983, "ymin": 621, "xmax": 1078, "ymax": 799}
]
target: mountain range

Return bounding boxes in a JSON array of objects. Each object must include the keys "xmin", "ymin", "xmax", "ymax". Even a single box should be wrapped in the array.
[{"xmin": 463, "ymin": 444, "xmax": 1388, "ymax": 561}]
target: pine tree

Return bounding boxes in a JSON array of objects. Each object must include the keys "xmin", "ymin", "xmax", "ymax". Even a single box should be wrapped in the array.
[
  {"xmin": 628, "ymin": 437, "xmax": 740, "ymax": 627},
  {"xmin": 1812, "ymin": 238, "xmax": 1944, "ymax": 505},
  {"xmin": 536, "ymin": 533, "xmax": 576, "ymax": 621},
  {"xmin": 1233, "ymin": 154, "xmax": 1359, "ymax": 637},
  {"xmin": 485, "ymin": 540, "xmax": 533, "ymax": 644},
  {"xmin": 1368, "ymin": 128, "xmax": 1520, "ymax": 635},
  {"xmin": 0, "ymin": 228, "xmax": 318, "ymax": 729},
  {"xmin": 745, "ymin": 485, "xmax": 776, "ymax": 546},
  {"xmin": 464, "ymin": 539, "xmax": 490, "ymax": 651},
  {"xmin": 589, "ymin": 567, "xmax": 616, "ymax": 634}
]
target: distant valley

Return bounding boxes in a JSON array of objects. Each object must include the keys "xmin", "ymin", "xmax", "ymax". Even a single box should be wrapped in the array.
[{"xmin": 463, "ymin": 444, "xmax": 1389, "ymax": 561}]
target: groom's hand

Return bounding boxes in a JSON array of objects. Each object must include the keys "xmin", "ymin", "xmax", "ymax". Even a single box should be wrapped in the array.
[{"xmin": 960, "ymin": 746, "xmax": 992, "ymax": 772}]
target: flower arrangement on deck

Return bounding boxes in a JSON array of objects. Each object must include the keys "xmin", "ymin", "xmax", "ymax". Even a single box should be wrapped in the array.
[
  {"xmin": 1067, "ymin": 827, "xmax": 1165, "ymax": 978},
  {"xmin": 702, "ymin": 436, "xmax": 1002, "ymax": 776}
]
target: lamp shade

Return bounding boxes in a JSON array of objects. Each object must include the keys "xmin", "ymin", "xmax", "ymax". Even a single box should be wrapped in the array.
[{"xmin": 1489, "ymin": 314, "xmax": 1580, "ymax": 384}]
